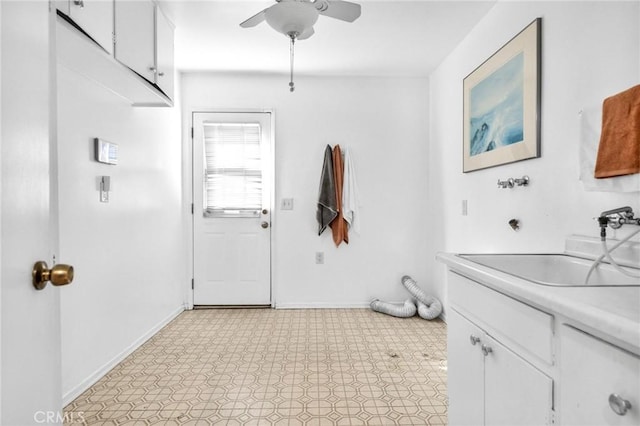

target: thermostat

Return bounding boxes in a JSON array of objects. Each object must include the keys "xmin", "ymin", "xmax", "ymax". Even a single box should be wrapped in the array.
[{"xmin": 95, "ymin": 138, "xmax": 118, "ymax": 165}]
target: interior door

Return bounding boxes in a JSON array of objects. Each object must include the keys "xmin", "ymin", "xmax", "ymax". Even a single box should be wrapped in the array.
[
  {"xmin": 192, "ymin": 112, "xmax": 272, "ymax": 306},
  {"xmin": 1, "ymin": 2, "xmax": 63, "ymax": 424}
]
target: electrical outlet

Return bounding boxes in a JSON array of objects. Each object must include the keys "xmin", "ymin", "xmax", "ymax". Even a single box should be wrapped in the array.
[
  {"xmin": 315, "ymin": 252, "xmax": 324, "ymax": 264},
  {"xmin": 281, "ymin": 198, "xmax": 294, "ymax": 210}
]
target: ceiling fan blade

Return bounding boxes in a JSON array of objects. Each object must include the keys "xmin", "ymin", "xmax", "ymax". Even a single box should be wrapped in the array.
[
  {"xmin": 315, "ymin": 0, "xmax": 361, "ymax": 22},
  {"xmin": 297, "ymin": 27, "xmax": 315, "ymax": 40},
  {"xmin": 240, "ymin": 9, "xmax": 267, "ymax": 28}
]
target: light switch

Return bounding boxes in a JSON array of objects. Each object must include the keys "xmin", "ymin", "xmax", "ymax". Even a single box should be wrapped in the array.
[{"xmin": 100, "ymin": 176, "xmax": 111, "ymax": 203}]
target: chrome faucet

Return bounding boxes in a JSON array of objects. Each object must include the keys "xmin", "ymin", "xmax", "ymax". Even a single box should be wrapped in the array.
[{"xmin": 598, "ymin": 206, "xmax": 640, "ymax": 238}]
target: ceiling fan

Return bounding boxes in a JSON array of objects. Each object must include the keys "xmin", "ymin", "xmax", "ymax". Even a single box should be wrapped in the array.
[{"xmin": 240, "ymin": 0, "xmax": 362, "ymax": 92}]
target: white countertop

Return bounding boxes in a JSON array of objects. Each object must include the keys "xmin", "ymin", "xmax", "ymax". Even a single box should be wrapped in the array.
[{"xmin": 437, "ymin": 252, "xmax": 640, "ymax": 356}]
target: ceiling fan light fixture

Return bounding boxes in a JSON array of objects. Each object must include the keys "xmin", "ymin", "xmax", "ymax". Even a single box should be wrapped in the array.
[{"xmin": 265, "ymin": 2, "xmax": 319, "ymax": 38}]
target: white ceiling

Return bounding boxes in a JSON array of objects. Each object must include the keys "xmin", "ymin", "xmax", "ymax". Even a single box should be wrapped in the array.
[{"xmin": 160, "ymin": 0, "xmax": 496, "ymax": 77}]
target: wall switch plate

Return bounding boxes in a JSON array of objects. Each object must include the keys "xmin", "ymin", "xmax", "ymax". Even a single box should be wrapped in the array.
[
  {"xmin": 281, "ymin": 198, "xmax": 294, "ymax": 210},
  {"xmin": 315, "ymin": 252, "xmax": 324, "ymax": 264},
  {"xmin": 100, "ymin": 176, "xmax": 111, "ymax": 203},
  {"xmin": 462, "ymin": 199, "xmax": 468, "ymax": 216}
]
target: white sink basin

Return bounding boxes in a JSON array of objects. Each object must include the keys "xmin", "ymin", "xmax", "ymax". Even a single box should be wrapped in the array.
[{"xmin": 460, "ymin": 254, "xmax": 640, "ymax": 287}]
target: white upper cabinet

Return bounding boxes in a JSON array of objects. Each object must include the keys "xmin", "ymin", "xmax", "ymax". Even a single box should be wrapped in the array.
[
  {"xmin": 61, "ymin": 0, "xmax": 114, "ymax": 55},
  {"xmin": 57, "ymin": 0, "xmax": 70, "ymax": 16},
  {"xmin": 56, "ymin": 0, "xmax": 174, "ymax": 105},
  {"xmin": 155, "ymin": 7, "xmax": 175, "ymax": 100},
  {"xmin": 114, "ymin": 0, "xmax": 175, "ymax": 100},
  {"xmin": 114, "ymin": 0, "xmax": 156, "ymax": 83}
]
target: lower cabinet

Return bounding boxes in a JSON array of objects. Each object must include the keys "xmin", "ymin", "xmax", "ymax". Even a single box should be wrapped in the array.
[
  {"xmin": 484, "ymin": 332, "xmax": 553, "ymax": 425},
  {"xmin": 560, "ymin": 325, "xmax": 640, "ymax": 425},
  {"xmin": 448, "ymin": 309, "xmax": 484, "ymax": 425},
  {"xmin": 448, "ymin": 309, "xmax": 554, "ymax": 425}
]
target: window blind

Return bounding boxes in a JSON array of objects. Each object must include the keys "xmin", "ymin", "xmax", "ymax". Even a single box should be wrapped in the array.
[{"xmin": 203, "ymin": 122, "xmax": 262, "ymax": 217}]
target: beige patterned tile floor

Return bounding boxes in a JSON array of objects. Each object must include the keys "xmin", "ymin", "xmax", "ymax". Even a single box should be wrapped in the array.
[{"xmin": 65, "ymin": 309, "xmax": 448, "ymax": 425}]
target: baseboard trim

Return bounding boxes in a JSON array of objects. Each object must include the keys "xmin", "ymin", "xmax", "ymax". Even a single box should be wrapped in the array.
[
  {"xmin": 62, "ymin": 305, "xmax": 186, "ymax": 406},
  {"xmin": 275, "ymin": 302, "xmax": 371, "ymax": 309}
]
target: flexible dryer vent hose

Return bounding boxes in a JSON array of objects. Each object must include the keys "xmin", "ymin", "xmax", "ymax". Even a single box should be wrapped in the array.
[
  {"xmin": 370, "ymin": 298, "xmax": 417, "ymax": 318},
  {"xmin": 370, "ymin": 276, "xmax": 443, "ymax": 320},
  {"xmin": 401, "ymin": 275, "xmax": 443, "ymax": 320}
]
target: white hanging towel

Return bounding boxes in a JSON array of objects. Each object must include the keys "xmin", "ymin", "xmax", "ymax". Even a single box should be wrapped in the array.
[{"xmin": 342, "ymin": 148, "xmax": 361, "ymax": 234}]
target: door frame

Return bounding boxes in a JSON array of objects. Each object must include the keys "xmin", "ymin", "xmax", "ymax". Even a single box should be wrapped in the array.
[{"xmin": 187, "ymin": 109, "xmax": 275, "ymax": 309}]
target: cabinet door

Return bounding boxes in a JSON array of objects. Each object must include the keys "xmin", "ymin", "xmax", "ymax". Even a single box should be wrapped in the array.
[
  {"xmin": 155, "ymin": 6, "xmax": 174, "ymax": 99},
  {"xmin": 68, "ymin": 0, "xmax": 114, "ymax": 54},
  {"xmin": 448, "ymin": 309, "xmax": 485, "ymax": 426},
  {"xmin": 484, "ymin": 334, "xmax": 553, "ymax": 425},
  {"xmin": 57, "ymin": 0, "xmax": 70, "ymax": 16},
  {"xmin": 114, "ymin": 0, "xmax": 155, "ymax": 82},
  {"xmin": 560, "ymin": 326, "xmax": 640, "ymax": 425}
]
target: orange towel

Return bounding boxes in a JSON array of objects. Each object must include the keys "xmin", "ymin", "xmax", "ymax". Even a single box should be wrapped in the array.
[
  {"xmin": 330, "ymin": 145, "xmax": 349, "ymax": 246},
  {"xmin": 594, "ymin": 84, "xmax": 640, "ymax": 178}
]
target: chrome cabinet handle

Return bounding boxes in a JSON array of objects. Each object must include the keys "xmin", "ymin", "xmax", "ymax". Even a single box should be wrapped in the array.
[
  {"xmin": 73, "ymin": 0, "xmax": 84, "ymax": 8},
  {"xmin": 149, "ymin": 67, "xmax": 157, "ymax": 73},
  {"xmin": 609, "ymin": 393, "xmax": 632, "ymax": 416},
  {"xmin": 469, "ymin": 335, "xmax": 481, "ymax": 346},
  {"xmin": 481, "ymin": 344, "xmax": 493, "ymax": 356},
  {"xmin": 261, "ymin": 221, "xmax": 269, "ymax": 229},
  {"xmin": 158, "ymin": 72, "xmax": 165, "ymax": 77}
]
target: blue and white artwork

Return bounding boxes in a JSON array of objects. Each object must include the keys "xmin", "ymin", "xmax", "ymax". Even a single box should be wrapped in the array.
[{"xmin": 469, "ymin": 52, "xmax": 524, "ymax": 156}]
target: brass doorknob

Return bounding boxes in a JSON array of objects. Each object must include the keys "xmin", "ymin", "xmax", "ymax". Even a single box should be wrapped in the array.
[{"xmin": 32, "ymin": 261, "xmax": 74, "ymax": 290}]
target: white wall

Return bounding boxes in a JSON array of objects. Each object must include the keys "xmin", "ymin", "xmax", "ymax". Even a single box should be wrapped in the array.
[
  {"xmin": 181, "ymin": 73, "xmax": 430, "ymax": 307},
  {"xmin": 428, "ymin": 1, "xmax": 640, "ymax": 312},
  {"xmin": 57, "ymin": 66, "xmax": 187, "ymax": 403}
]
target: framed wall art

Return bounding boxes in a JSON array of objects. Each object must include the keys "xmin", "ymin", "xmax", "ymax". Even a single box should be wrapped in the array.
[{"xmin": 463, "ymin": 18, "xmax": 541, "ymax": 173}]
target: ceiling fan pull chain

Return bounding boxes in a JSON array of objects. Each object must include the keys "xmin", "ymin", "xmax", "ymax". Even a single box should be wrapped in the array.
[{"xmin": 289, "ymin": 35, "xmax": 295, "ymax": 92}]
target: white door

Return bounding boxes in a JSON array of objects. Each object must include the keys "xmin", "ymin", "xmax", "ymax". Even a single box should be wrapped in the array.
[
  {"xmin": 192, "ymin": 112, "xmax": 272, "ymax": 306},
  {"xmin": 1, "ymin": 2, "xmax": 64, "ymax": 424}
]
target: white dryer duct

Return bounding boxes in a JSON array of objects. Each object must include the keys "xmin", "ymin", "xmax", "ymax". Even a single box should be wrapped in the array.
[
  {"xmin": 370, "ymin": 275, "xmax": 442, "ymax": 320},
  {"xmin": 370, "ymin": 298, "xmax": 417, "ymax": 318},
  {"xmin": 401, "ymin": 275, "xmax": 442, "ymax": 320}
]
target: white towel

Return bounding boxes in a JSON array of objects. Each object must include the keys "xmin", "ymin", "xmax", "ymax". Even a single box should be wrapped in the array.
[{"xmin": 342, "ymin": 148, "xmax": 361, "ymax": 234}]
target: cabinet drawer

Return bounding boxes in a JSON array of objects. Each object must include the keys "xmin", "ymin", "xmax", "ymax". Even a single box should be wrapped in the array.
[
  {"xmin": 560, "ymin": 325, "xmax": 640, "ymax": 425},
  {"xmin": 449, "ymin": 272, "xmax": 553, "ymax": 364}
]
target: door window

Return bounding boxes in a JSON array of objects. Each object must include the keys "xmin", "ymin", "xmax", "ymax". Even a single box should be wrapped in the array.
[{"xmin": 202, "ymin": 122, "xmax": 262, "ymax": 217}]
